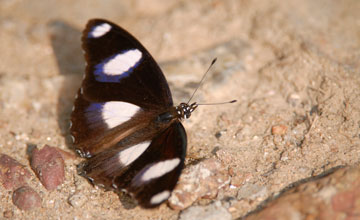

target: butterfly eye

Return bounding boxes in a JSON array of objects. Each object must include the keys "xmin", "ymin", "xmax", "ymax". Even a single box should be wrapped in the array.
[{"xmin": 190, "ymin": 103, "xmax": 198, "ymax": 111}]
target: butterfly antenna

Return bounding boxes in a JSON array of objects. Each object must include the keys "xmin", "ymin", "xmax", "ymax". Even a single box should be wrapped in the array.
[
  {"xmin": 197, "ymin": 100, "xmax": 237, "ymax": 105},
  {"xmin": 187, "ymin": 58, "xmax": 217, "ymax": 104}
]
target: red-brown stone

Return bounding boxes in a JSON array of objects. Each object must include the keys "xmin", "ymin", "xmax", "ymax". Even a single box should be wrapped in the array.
[
  {"xmin": 12, "ymin": 186, "xmax": 41, "ymax": 210},
  {"xmin": 30, "ymin": 145, "xmax": 65, "ymax": 190},
  {"xmin": 0, "ymin": 154, "xmax": 31, "ymax": 190}
]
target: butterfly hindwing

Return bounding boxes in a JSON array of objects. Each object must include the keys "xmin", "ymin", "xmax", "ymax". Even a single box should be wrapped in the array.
[
  {"xmin": 78, "ymin": 122, "xmax": 186, "ymax": 208},
  {"xmin": 114, "ymin": 122, "xmax": 186, "ymax": 208}
]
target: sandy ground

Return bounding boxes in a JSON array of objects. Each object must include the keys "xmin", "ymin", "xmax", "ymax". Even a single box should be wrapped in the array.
[{"xmin": 0, "ymin": 0, "xmax": 360, "ymax": 219}]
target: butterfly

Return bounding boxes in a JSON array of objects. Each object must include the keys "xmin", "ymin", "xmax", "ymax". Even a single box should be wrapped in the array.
[{"xmin": 70, "ymin": 19, "xmax": 199, "ymax": 208}]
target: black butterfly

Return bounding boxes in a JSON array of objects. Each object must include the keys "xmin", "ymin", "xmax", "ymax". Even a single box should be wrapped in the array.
[{"xmin": 70, "ymin": 19, "xmax": 198, "ymax": 208}]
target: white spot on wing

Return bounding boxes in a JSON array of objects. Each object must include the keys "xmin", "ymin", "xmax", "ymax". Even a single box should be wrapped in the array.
[
  {"xmin": 118, "ymin": 141, "xmax": 151, "ymax": 166},
  {"xmin": 102, "ymin": 49, "xmax": 142, "ymax": 76},
  {"xmin": 150, "ymin": 190, "xmax": 170, "ymax": 205},
  {"xmin": 89, "ymin": 23, "xmax": 111, "ymax": 38},
  {"xmin": 102, "ymin": 101, "xmax": 140, "ymax": 129},
  {"xmin": 70, "ymin": 135, "xmax": 75, "ymax": 143},
  {"xmin": 140, "ymin": 158, "xmax": 181, "ymax": 182}
]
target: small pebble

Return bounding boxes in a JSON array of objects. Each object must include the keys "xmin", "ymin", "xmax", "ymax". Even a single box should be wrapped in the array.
[
  {"xmin": 179, "ymin": 201, "xmax": 232, "ymax": 220},
  {"xmin": 12, "ymin": 186, "xmax": 41, "ymax": 210},
  {"xmin": 237, "ymin": 183, "xmax": 268, "ymax": 200},
  {"xmin": 68, "ymin": 193, "xmax": 87, "ymax": 208},
  {"xmin": 287, "ymin": 93, "xmax": 301, "ymax": 107},
  {"xmin": 215, "ymin": 130, "xmax": 227, "ymax": 139},
  {"xmin": 0, "ymin": 154, "xmax": 31, "ymax": 190},
  {"xmin": 271, "ymin": 124, "xmax": 288, "ymax": 135},
  {"xmin": 31, "ymin": 145, "xmax": 65, "ymax": 190},
  {"xmin": 169, "ymin": 158, "xmax": 230, "ymax": 210},
  {"xmin": 3, "ymin": 210, "xmax": 13, "ymax": 218}
]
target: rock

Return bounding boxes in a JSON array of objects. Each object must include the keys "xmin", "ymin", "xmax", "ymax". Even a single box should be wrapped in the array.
[
  {"xmin": 214, "ymin": 130, "xmax": 227, "ymax": 139},
  {"xmin": 0, "ymin": 154, "xmax": 31, "ymax": 190},
  {"xmin": 237, "ymin": 183, "xmax": 268, "ymax": 200},
  {"xmin": 179, "ymin": 201, "xmax": 232, "ymax": 220},
  {"xmin": 168, "ymin": 158, "xmax": 230, "ymax": 210},
  {"xmin": 3, "ymin": 210, "xmax": 13, "ymax": 218},
  {"xmin": 246, "ymin": 167, "xmax": 360, "ymax": 220},
  {"xmin": 68, "ymin": 193, "xmax": 87, "ymax": 208},
  {"xmin": 56, "ymin": 148, "xmax": 77, "ymax": 160},
  {"xmin": 12, "ymin": 186, "xmax": 41, "ymax": 210},
  {"xmin": 286, "ymin": 93, "xmax": 301, "ymax": 107},
  {"xmin": 271, "ymin": 125, "xmax": 288, "ymax": 135},
  {"xmin": 30, "ymin": 145, "xmax": 65, "ymax": 190}
]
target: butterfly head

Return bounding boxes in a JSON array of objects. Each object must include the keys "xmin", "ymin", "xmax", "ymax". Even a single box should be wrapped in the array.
[{"xmin": 176, "ymin": 102, "xmax": 198, "ymax": 120}]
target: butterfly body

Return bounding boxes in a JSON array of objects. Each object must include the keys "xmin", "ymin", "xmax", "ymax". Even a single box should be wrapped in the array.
[{"xmin": 70, "ymin": 19, "xmax": 197, "ymax": 208}]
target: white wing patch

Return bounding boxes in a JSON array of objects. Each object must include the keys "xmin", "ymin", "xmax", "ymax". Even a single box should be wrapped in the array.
[
  {"xmin": 102, "ymin": 49, "xmax": 142, "ymax": 76},
  {"xmin": 150, "ymin": 190, "xmax": 171, "ymax": 205},
  {"xmin": 102, "ymin": 101, "xmax": 140, "ymax": 129},
  {"xmin": 118, "ymin": 141, "xmax": 151, "ymax": 166},
  {"xmin": 94, "ymin": 49, "xmax": 143, "ymax": 82},
  {"xmin": 140, "ymin": 158, "xmax": 181, "ymax": 182},
  {"xmin": 89, "ymin": 23, "xmax": 111, "ymax": 38}
]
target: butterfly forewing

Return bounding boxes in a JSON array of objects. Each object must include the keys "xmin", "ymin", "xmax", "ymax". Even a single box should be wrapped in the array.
[
  {"xmin": 71, "ymin": 18, "xmax": 174, "ymax": 156},
  {"xmin": 82, "ymin": 19, "xmax": 173, "ymax": 107},
  {"xmin": 70, "ymin": 18, "xmax": 188, "ymax": 208}
]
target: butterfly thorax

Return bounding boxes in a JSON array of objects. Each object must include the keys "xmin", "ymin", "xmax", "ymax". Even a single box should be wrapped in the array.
[{"xmin": 176, "ymin": 102, "xmax": 198, "ymax": 119}]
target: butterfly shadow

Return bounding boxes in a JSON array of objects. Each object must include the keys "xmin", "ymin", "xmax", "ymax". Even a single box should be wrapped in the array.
[{"xmin": 48, "ymin": 20, "xmax": 83, "ymax": 149}]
